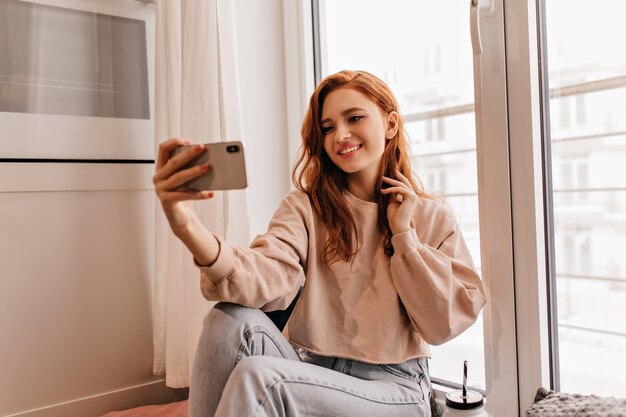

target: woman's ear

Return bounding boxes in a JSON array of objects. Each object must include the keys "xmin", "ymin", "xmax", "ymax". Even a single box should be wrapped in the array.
[{"xmin": 385, "ymin": 111, "xmax": 399, "ymax": 139}]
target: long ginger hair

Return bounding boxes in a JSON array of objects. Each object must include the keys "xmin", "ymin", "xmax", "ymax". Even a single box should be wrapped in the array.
[{"xmin": 292, "ymin": 70, "xmax": 430, "ymax": 263}]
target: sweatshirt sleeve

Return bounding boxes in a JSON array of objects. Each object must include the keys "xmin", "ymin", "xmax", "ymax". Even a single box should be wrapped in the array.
[
  {"xmin": 390, "ymin": 209, "xmax": 486, "ymax": 346},
  {"xmin": 196, "ymin": 193, "xmax": 309, "ymax": 312}
]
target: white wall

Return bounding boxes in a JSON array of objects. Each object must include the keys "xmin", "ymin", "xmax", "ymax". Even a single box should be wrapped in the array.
[
  {"xmin": 0, "ymin": 0, "xmax": 289, "ymax": 415},
  {"xmin": 235, "ymin": 0, "xmax": 291, "ymax": 237},
  {"xmin": 0, "ymin": 164, "xmax": 176, "ymax": 417}
]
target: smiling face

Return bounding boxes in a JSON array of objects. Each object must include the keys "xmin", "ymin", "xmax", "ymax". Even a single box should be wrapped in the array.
[{"xmin": 321, "ymin": 87, "xmax": 398, "ymax": 188}]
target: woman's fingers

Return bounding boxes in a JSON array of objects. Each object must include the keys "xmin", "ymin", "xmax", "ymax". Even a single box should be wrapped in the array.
[
  {"xmin": 157, "ymin": 163, "xmax": 211, "ymax": 192},
  {"xmin": 159, "ymin": 144, "xmax": 204, "ymax": 180},
  {"xmin": 382, "ymin": 176, "xmax": 412, "ymax": 192},
  {"xmin": 382, "ymin": 172, "xmax": 416, "ymax": 204},
  {"xmin": 153, "ymin": 138, "xmax": 217, "ymax": 206},
  {"xmin": 154, "ymin": 143, "xmax": 205, "ymax": 184},
  {"xmin": 155, "ymin": 138, "xmax": 191, "ymax": 170},
  {"xmin": 382, "ymin": 176, "xmax": 406, "ymax": 188},
  {"xmin": 386, "ymin": 170, "xmax": 412, "ymax": 187},
  {"xmin": 380, "ymin": 185, "xmax": 411, "ymax": 196},
  {"xmin": 381, "ymin": 185, "xmax": 409, "ymax": 203},
  {"xmin": 394, "ymin": 169, "xmax": 409, "ymax": 180}
]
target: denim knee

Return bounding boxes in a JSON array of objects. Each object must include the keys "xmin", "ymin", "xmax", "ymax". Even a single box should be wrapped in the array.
[
  {"xmin": 227, "ymin": 356, "xmax": 291, "ymax": 400},
  {"xmin": 231, "ymin": 356, "xmax": 276, "ymax": 381},
  {"xmin": 201, "ymin": 303, "xmax": 289, "ymax": 356},
  {"xmin": 209, "ymin": 302, "xmax": 271, "ymax": 326},
  {"xmin": 210, "ymin": 301, "xmax": 250, "ymax": 322}
]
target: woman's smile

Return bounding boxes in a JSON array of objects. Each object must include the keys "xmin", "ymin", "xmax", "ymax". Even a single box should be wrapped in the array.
[{"xmin": 337, "ymin": 143, "xmax": 363, "ymax": 158}]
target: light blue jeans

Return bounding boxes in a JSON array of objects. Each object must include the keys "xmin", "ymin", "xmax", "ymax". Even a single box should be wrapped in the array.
[{"xmin": 188, "ymin": 302, "xmax": 431, "ymax": 417}]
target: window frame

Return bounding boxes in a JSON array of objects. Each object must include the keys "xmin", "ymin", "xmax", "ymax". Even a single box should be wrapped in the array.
[
  {"xmin": 503, "ymin": 0, "xmax": 554, "ymax": 411},
  {"xmin": 283, "ymin": 0, "xmax": 553, "ymax": 414}
]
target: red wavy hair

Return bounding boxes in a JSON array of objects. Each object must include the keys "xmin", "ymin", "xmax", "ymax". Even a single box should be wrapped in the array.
[{"xmin": 292, "ymin": 70, "xmax": 430, "ymax": 263}]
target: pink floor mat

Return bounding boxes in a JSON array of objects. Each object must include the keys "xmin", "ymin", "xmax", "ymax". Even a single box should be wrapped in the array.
[{"xmin": 100, "ymin": 400, "xmax": 187, "ymax": 417}]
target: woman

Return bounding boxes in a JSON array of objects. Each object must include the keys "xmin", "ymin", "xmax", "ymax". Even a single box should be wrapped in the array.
[{"xmin": 153, "ymin": 70, "xmax": 486, "ymax": 417}]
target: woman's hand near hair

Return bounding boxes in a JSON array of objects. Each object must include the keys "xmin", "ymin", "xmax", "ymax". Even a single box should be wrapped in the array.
[
  {"xmin": 153, "ymin": 137, "xmax": 220, "ymax": 266},
  {"xmin": 381, "ymin": 170, "xmax": 418, "ymax": 236}
]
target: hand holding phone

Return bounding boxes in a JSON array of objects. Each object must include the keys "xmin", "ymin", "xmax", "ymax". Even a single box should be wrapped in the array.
[{"xmin": 170, "ymin": 141, "xmax": 248, "ymax": 191}]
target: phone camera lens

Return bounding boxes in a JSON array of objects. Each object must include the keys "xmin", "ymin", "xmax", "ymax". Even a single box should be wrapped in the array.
[{"xmin": 226, "ymin": 145, "xmax": 240, "ymax": 153}]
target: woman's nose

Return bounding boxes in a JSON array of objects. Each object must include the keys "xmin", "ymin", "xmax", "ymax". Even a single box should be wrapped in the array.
[{"xmin": 334, "ymin": 124, "xmax": 351, "ymax": 143}]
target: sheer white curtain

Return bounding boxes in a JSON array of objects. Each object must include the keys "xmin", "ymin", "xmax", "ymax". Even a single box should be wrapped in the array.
[{"xmin": 152, "ymin": 0, "xmax": 250, "ymax": 388}]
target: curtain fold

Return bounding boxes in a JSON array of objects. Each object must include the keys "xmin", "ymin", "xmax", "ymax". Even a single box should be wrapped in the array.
[{"xmin": 153, "ymin": 0, "xmax": 250, "ymax": 388}]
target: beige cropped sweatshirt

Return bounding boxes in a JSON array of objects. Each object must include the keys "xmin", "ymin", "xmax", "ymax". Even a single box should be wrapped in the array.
[{"xmin": 197, "ymin": 190, "xmax": 486, "ymax": 364}]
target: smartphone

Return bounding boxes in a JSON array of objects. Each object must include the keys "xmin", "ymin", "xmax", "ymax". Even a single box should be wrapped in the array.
[{"xmin": 171, "ymin": 141, "xmax": 248, "ymax": 191}]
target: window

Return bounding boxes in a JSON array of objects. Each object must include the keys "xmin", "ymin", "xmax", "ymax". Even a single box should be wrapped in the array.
[
  {"xmin": 557, "ymin": 157, "xmax": 590, "ymax": 203},
  {"xmin": 315, "ymin": 0, "xmax": 485, "ymax": 390},
  {"xmin": 543, "ymin": 0, "xmax": 626, "ymax": 396}
]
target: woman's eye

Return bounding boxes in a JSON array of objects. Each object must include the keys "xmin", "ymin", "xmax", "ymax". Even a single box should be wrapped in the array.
[
  {"xmin": 348, "ymin": 115, "xmax": 363, "ymax": 123},
  {"xmin": 321, "ymin": 125, "xmax": 334, "ymax": 135}
]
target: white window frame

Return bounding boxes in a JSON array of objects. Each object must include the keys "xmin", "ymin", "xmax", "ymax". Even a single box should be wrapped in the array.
[
  {"xmin": 470, "ymin": 0, "xmax": 520, "ymax": 414},
  {"xmin": 282, "ymin": 0, "xmax": 553, "ymax": 415},
  {"xmin": 502, "ymin": 0, "xmax": 553, "ymax": 412}
]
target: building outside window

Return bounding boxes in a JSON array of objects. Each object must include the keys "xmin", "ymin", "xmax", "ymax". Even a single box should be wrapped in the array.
[{"xmin": 545, "ymin": 0, "xmax": 626, "ymax": 395}]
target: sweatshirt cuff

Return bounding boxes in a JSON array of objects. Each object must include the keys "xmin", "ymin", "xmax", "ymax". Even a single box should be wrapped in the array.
[
  {"xmin": 194, "ymin": 234, "xmax": 236, "ymax": 283},
  {"xmin": 390, "ymin": 229, "xmax": 421, "ymax": 256}
]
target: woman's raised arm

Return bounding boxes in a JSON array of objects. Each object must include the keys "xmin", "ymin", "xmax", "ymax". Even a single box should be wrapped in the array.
[{"xmin": 153, "ymin": 137, "xmax": 220, "ymax": 266}]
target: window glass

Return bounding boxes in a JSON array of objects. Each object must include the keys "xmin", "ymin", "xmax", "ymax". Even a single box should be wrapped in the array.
[
  {"xmin": 320, "ymin": 0, "xmax": 485, "ymax": 389},
  {"xmin": 0, "ymin": 0, "xmax": 149, "ymax": 119},
  {"xmin": 544, "ymin": 0, "xmax": 626, "ymax": 396}
]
